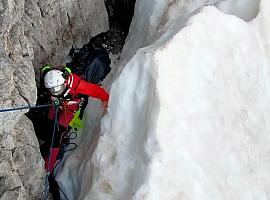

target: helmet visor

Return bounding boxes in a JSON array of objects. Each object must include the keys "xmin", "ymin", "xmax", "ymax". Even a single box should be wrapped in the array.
[{"xmin": 47, "ymin": 83, "xmax": 66, "ymax": 96}]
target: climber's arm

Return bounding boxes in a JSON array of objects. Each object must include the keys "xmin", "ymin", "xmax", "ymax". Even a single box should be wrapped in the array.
[{"xmin": 75, "ymin": 79, "xmax": 109, "ymax": 102}]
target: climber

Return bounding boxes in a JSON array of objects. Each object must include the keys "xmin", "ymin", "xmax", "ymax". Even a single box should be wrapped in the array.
[
  {"xmin": 64, "ymin": 37, "xmax": 111, "ymax": 119},
  {"xmin": 41, "ymin": 65, "xmax": 109, "ymax": 172},
  {"xmin": 37, "ymin": 38, "xmax": 111, "ymax": 199},
  {"xmin": 40, "ymin": 65, "xmax": 109, "ymax": 199}
]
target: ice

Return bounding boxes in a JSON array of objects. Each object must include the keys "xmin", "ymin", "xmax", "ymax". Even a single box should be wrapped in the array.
[
  {"xmin": 57, "ymin": 0, "xmax": 270, "ymax": 199},
  {"xmin": 216, "ymin": 0, "xmax": 261, "ymax": 21}
]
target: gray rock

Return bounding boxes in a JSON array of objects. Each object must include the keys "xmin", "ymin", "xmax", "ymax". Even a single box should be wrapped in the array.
[
  {"xmin": 13, "ymin": 115, "xmax": 44, "ymax": 200},
  {"xmin": 22, "ymin": 0, "xmax": 109, "ymax": 74}
]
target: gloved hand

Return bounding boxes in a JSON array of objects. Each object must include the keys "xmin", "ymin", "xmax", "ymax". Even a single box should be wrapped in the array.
[{"xmin": 101, "ymin": 100, "xmax": 108, "ymax": 109}]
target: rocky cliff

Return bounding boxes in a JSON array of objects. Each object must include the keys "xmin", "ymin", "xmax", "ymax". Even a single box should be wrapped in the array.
[{"xmin": 0, "ymin": 0, "xmax": 109, "ymax": 199}]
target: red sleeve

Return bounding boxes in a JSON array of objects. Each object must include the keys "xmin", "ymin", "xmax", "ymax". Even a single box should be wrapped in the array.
[{"xmin": 75, "ymin": 79, "xmax": 109, "ymax": 102}]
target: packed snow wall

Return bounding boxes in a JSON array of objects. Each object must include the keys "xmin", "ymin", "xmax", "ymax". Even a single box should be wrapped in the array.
[
  {"xmin": 58, "ymin": 0, "xmax": 270, "ymax": 199},
  {"xmin": 0, "ymin": 0, "xmax": 108, "ymax": 199}
]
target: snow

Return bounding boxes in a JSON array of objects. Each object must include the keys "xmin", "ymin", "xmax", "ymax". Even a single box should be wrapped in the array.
[
  {"xmin": 58, "ymin": 0, "xmax": 270, "ymax": 199},
  {"xmin": 216, "ymin": 0, "xmax": 261, "ymax": 21}
]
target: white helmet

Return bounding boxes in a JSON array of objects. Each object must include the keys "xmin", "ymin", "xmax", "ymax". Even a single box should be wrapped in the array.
[{"xmin": 44, "ymin": 70, "xmax": 66, "ymax": 96}]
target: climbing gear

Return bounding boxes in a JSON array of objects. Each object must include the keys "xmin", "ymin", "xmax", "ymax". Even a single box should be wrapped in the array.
[
  {"xmin": 62, "ymin": 66, "xmax": 72, "ymax": 79},
  {"xmin": 42, "ymin": 102, "xmax": 59, "ymax": 200},
  {"xmin": 44, "ymin": 70, "xmax": 66, "ymax": 96},
  {"xmin": 44, "ymin": 70, "xmax": 65, "ymax": 88},
  {"xmin": 56, "ymin": 131, "xmax": 78, "ymax": 161},
  {"xmin": 0, "ymin": 103, "xmax": 52, "ymax": 113},
  {"xmin": 68, "ymin": 96, "xmax": 86, "ymax": 131},
  {"xmin": 0, "ymin": 101, "xmax": 64, "ymax": 200},
  {"xmin": 41, "ymin": 64, "xmax": 71, "ymax": 76},
  {"xmin": 40, "ymin": 64, "xmax": 52, "ymax": 81},
  {"xmin": 53, "ymin": 97, "xmax": 60, "ymax": 107},
  {"xmin": 41, "ymin": 64, "xmax": 53, "ymax": 76},
  {"xmin": 69, "ymin": 108, "xmax": 82, "ymax": 131},
  {"xmin": 63, "ymin": 65, "xmax": 71, "ymax": 74}
]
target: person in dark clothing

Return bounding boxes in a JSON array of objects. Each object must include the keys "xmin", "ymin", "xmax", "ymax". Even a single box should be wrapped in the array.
[{"xmin": 67, "ymin": 39, "xmax": 111, "ymax": 84}]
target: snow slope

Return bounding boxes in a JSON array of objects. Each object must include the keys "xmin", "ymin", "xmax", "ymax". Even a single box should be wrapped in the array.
[{"xmin": 58, "ymin": 0, "xmax": 270, "ymax": 199}]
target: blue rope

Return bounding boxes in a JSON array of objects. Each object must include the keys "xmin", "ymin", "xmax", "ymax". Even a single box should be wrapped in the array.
[
  {"xmin": 59, "ymin": 185, "xmax": 70, "ymax": 200},
  {"xmin": 42, "ymin": 104, "xmax": 59, "ymax": 200},
  {"xmin": 0, "ymin": 101, "xmax": 60, "ymax": 199},
  {"xmin": 1, "ymin": 100, "xmax": 73, "ymax": 199},
  {"xmin": 0, "ymin": 103, "xmax": 52, "ymax": 113}
]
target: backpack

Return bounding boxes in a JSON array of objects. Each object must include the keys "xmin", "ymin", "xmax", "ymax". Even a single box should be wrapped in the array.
[{"xmin": 67, "ymin": 42, "xmax": 111, "ymax": 84}]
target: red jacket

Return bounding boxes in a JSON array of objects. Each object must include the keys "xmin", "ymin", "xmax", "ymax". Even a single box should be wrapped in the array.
[{"xmin": 48, "ymin": 73, "xmax": 109, "ymax": 127}]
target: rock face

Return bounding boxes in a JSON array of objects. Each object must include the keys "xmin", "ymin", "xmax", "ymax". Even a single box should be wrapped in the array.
[
  {"xmin": 0, "ymin": 115, "xmax": 44, "ymax": 200},
  {"xmin": 0, "ymin": 0, "xmax": 109, "ymax": 199}
]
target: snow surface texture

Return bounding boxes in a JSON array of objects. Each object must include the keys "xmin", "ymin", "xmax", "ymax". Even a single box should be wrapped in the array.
[
  {"xmin": 120, "ymin": 0, "xmax": 261, "ymax": 69},
  {"xmin": 58, "ymin": 0, "xmax": 270, "ymax": 199}
]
